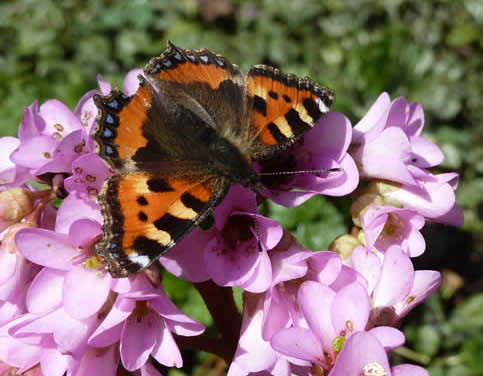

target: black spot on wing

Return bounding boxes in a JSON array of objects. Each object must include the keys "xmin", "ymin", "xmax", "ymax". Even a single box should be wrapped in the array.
[
  {"xmin": 154, "ymin": 213, "xmax": 191, "ymax": 236},
  {"xmin": 131, "ymin": 235, "xmax": 167, "ymax": 257},
  {"xmin": 269, "ymin": 91, "xmax": 278, "ymax": 100},
  {"xmin": 138, "ymin": 211, "xmax": 148, "ymax": 222},
  {"xmin": 137, "ymin": 196, "xmax": 148, "ymax": 206},
  {"xmin": 253, "ymin": 95, "xmax": 267, "ymax": 116},
  {"xmin": 181, "ymin": 192, "xmax": 205, "ymax": 213},
  {"xmin": 147, "ymin": 178, "xmax": 173, "ymax": 193}
]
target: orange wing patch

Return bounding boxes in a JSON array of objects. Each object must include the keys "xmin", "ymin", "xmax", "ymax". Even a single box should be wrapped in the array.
[
  {"xmin": 247, "ymin": 65, "xmax": 335, "ymax": 148},
  {"xmin": 93, "ymin": 77, "xmax": 153, "ymax": 171},
  {"xmin": 145, "ymin": 42, "xmax": 236, "ymax": 90},
  {"xmin": 96, "ymin": 173, "xmax": 226, "ymax": 277}
]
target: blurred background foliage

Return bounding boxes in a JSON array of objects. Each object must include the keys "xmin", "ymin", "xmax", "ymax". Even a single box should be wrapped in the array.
[{"xmin": 1, "ymin": 0, "xmax": 482, "ymax": 375}]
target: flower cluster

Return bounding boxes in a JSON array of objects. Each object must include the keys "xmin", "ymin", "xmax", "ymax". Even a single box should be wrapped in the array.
[{"xmin": 0, "ymin": 67, "xmax": 461, "ymax": 376}]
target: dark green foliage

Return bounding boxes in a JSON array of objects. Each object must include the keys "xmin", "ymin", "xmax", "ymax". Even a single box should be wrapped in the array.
[{"xmin": 1, "ymin": 1, "xmax": 482, "ymax": 374}]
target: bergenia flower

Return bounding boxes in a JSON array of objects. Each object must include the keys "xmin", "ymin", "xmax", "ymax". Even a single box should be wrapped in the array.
[
  {"xmin": 349, "ymin": 93, "xmax": 462, "ymax": 225},
  {"xmin": 328, "ymin": 331, "xmax": 428, "ymax": 376},
  {"xmin": 89, "ymin": 275, "xmax": 204, "ymax": 371},
  {"xmin": 161, "ymin": 185, "xmax": 283, "ymax": 293},
  {"xmin": 260, "ymin": 111, "xmax": 359, "ymax": 207},
  {"xmin": 359, "ymin": 205, "xmax": 426, "ymax": 257},
  {"xmin": 351, "ymin": 245, "xmax": 441, "ymax": 327}
]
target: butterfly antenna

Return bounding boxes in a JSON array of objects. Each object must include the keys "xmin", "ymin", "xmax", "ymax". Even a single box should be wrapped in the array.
[{"xmin": 257, "ymin": 167, "xmax": 343, "ymax": 177}]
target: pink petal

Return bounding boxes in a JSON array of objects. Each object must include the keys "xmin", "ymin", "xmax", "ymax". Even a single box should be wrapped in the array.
[
  {"xmin": 40, "ymin": 348, "xmax": 70, "ymax": 376},
  {"xmin": 305, "ymin": 112, "xmax": 352, "ymax": 161},
  {"xmin": 351, "ymin": 246, "xmax": 381, "ymax": 295},
  {"xmin": 309, "ymin": 153, "xmax": 359, "ymax": 196},
  {"xmin": 0, "ymin": 245, "xmax": 17, "ymax": 284},
  {"xmin": 97, "ymin": 74, "xmax": 112, "ymax": 95},
  {"xmin": 392, "ymin": 364, "xmax": 429, "ymax": 376},
  {"xmin": 52, "ymin": 310, "xmax": 99, "ymax": 356},
  {"xmin": 307, "ymin": 251, "xmax": 342, "ymax": 285},
  {"xmin": 89, "ymin": 296, "xmax": 135, "ymax": 347},
  {"xmin": 410, "ymin": 136, "xmax": 444, "ymax": 168},
  {"xmin": 406, "ymin": 102, "xmax": 425, "ymax": 137},
  {"xmin": 0, "ymin": 137, "xmax": 20, "ymax": 183},
  {"xmin": 124, "ymin": 69, "xmax": 144, "ymax": 96},
  {"xmin": 369, "ymin": 326, "xmax": 405, "ymax": 351},
  {"xmin": 432, "ymin": 202, "xmax": 464, "ymax": 226},
  {"xmin": 63, "ymin": 267, "xmax": 111, "ymax": 320},
  {"xmin": 205, "ymin": 236, "xmax": 260, "ymax": 288},
  {"xmin": 39, "ymin": 99, "xmax": 82, "ymax": 136},
  {"xmin": 55, "ymin": 193, "xmax": 103, "ymax": 234},
  {"xmin": 329, "ymin": 332, "xmax": 390, "ymax": 376},
  {"xmin": 159, "ymin": 228, "xmax": 211, "ymax": 283},
  {"xmin": 150, "ymin": 290, "xmax": 204, "ymax": 336},
  {"xmin": 330, "ymin": 265, "xmax": 368, "ymax": 292},
  {"xmin": 298, "ymin": 281, "xmax": 336, "ymax": 352},
  {"xmin": 395, "ymin": 270, "xmax": 440, "ymax": 318},
  {"xmin": 120, "ymin": 311, "xmax": 159, "ymax": 371},
  {"xmin": 352, "ymin": 92, "xmax": 391, "ymax": 144},
  {"xmin": 261, "ymin": 288, "xmax": 290, "ymax": 341},
  {"xmin": 373, "ymin": 246, "xmax": 414, "ymax": 307},
  {"xmin": 250, "ymin": 214, "xmax": 283, "ymax": 250},
  {"xmin": 68, "ymin": 219, "xmax": 102, "ymax": 248},
  {"xmin": 331, "ymin": 283, "xmax": 370, "ymax": 335},
  {"xmin": 35, "ymin": 129, "xmax": 88, "ymax": 175},
  {"xmin": 270, "ymin": 327, "xmax": 324, "ymax": 366},
  {"xmin": 384, "ymin": 179, "xmax": 455, "ymax": 218},
  {"xmin": 10, "ymin": 135, "xmax": 57, "ymax": 169},
  {"xmin": 76, "ymin": 345, "xmax": 118, "ymax": 376},
  {"xmin": 238, "ymin": 245, "xmax": 272, "ymax": 293},
  {"xmin": 151, "ymin": 319, "xmax": 183, "ymax": 368},
  {"xmin": 18, "ymin": 101, "xmax": 42, "ymax": 140},
  {"xmin": 270, "ymin": 235, "xmax": 312, "ymax": 285},
  {"xmin": 386, "ymin": 97, "xmax": 409, "ymax": 129},
  {"xmin": 139, "ymin": 362, "xmax": 164, "ymax": 376},
  {"xmin": 231, "ymin": 294, "xmax": 278, "ymax": 373},
  {"xmin": 27, "ymin": 268, "xmax": 64, "ymax": 314},
  {"xmin": 352, "ymin": 127, "xmax": 415, "ymax": 186},
  {"xmin": 15, "ymin": 228, "xmax": 78, "ymax": 270}
]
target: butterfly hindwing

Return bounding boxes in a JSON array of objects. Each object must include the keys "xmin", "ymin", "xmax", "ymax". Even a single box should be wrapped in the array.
[
  {"xmin": 246, "ymin": 65, "xmax": 335, "ymax": 160},
  {"xmin": 96, "ymin": 172, "xmax": 229, "ymax": 277}
]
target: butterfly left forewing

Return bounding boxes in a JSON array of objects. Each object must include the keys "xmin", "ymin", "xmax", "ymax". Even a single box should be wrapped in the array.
[{"xmin": 97, "ymin": 172, "xmax": 229, "ymax": 277}]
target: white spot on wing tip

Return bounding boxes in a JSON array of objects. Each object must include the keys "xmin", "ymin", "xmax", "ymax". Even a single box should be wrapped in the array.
[
  {"xmin": 317, "ymin": 97, "xmax": 329, "ymax": 114},
  {"xmin": 131, "ymin": 254, "xmax": 151, "ymax": 267}
]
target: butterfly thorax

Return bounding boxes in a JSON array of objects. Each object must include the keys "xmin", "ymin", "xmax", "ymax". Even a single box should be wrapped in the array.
[{"xmin": 207, "ymin": 132, "xmax": 261, "ymax": 190}]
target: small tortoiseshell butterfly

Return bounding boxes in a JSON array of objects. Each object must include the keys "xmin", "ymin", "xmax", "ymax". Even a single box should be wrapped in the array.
[{"xmin": 93, "ymin": 42, "xmax": 335, "ymax": 277}]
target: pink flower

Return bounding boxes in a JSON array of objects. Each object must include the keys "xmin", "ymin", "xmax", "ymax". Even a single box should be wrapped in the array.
[
  {"xmin": 328, "ymin": 331, "xmax": 428, "ymax": 376},
  {"xmin": 89, "ymin": 275, "xmax": 204, "ymax": 371},
  {"xmin": 161, "ymin": 185, "xmax": 283, "ymax": 293},
  {"xmin": 360, "ymin": 205, "xmax": 426, "ymax": 257},
  {"xmin": 351, "ymin": 245, "xmax": 441, "ymax": 327},
  {"xmin": 259, "ymin": 112, "xmax": 359, "ymax": 207},
  {"xmin": 350, "ymin": 93, "xmax": 462, "ymax": 225}
]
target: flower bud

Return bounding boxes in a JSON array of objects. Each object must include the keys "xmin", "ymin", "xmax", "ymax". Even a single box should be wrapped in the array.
[
  {"xmin": 329, "ymin": 234, "xmax": 361, "ymax": 260},
  {"xmin": 0, "ymin": 188, "xmax": 34, "ymax": 232}
]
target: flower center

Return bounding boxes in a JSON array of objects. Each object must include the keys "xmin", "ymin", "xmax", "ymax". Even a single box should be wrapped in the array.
[
  {"xmin": 221, "ymin": 214, "xmax": 255, "ymax": 250},
  {"xmin": 361, "ymin": 362, "xmax": 386, "ymax": 376},
  {"xmin": 131, "ymin": 301, "xmax": 151, "ymax": 322}
]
